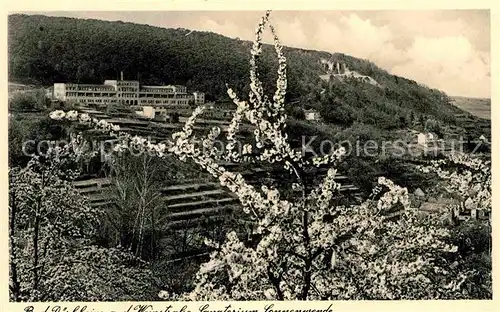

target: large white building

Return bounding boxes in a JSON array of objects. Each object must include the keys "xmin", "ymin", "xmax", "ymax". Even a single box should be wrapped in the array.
[{"xmin": 53, "ymin": 75, "xmax": 204, "ymax": 109}]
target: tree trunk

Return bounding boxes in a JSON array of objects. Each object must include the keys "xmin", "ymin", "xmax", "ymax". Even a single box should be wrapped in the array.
[
  {"xmin": 32, "ymin": 197, "xmax": 41, "ymax": 292},
  {"xmin": 32, "ymin": 175, "xmax": 45, "ymax": 293},
  {"xmin": 9, "ymin": 191, "xmax": 21, "ymax": 301}
]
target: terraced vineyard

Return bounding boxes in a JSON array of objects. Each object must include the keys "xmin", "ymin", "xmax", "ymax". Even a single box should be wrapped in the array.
[
  {"xmin": 72, "ymin": 167, "xmax": 359, "ymax": 224},
  {"xmin": 69, "ymin": 105, "xmax": 365, "ymax": 260}
]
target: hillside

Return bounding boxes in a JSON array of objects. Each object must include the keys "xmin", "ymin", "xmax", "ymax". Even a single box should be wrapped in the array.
[{"xmin": 9, "ymin": 14, "xmax": 466, "ymax": 129}]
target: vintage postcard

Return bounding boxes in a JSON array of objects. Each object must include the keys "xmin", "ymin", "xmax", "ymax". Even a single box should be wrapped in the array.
[{"xmin": 1, "ymin": 0, "xmax": 498, "ymax": 311}]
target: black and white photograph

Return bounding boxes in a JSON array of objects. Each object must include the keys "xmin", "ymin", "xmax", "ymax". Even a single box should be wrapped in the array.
[{"xmin": 5, "ymin": 4, "xmax": 494, "ymax": 304}]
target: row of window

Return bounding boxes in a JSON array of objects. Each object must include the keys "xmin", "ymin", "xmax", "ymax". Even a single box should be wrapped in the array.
[
  {"xmin": 139, "ymin": 99, "xmax": 190, "ymax": 105},
  {"xmin": 119, "ymin": 93, "xmax": 139, "ymax": 98},
  {"xmin": 117, "ymin": 81, "xmax": 139, "ymax": 86},
  {"xmin": 66, "ymin": 86, "xmax": 190, "ymax": 93},
  {"xmin": 117, "ymin": 87, "xmax": 138, "ymax": 92},
  {"xmin": 65, "ymin": 93, "xmax": 194, "ymax": 100},
  {"xmin": 140, "ymin": 88, "xmax": 175, "ymax": 93},
  {"xmin": 76, "ymin": 98, "xmax": 190, "ymax": 105},
  {"xmin": 79, "ymin": 99, "xmax": 139, "ymax": 105},
  {"xmin": 66, "ymin": 87, "xmax": 115, "ymax": 91},
  {"xmin": 80, "ymin": 99, "xmax": 118, "ymax": 104},
  {"xmin": 61, "ymin": 85, "xmax": 191, "ymax": 94},
  {"xmin": 74, "ymin": 92, "xmax": 116, "ymax": 97},
  {"xmin": 139, "ymin": 94, "xmax": 190, "ymax": 99}
]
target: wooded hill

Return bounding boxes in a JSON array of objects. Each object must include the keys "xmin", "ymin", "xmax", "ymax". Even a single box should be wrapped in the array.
[{"xmin": 9, "ymin": 14, "xmax": 467, "ymax": 129}]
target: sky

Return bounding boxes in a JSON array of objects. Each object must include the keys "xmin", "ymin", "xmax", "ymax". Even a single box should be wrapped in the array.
[{"xmin": 35, "ymin": 10, "xmax": 491, "ymax": 98}]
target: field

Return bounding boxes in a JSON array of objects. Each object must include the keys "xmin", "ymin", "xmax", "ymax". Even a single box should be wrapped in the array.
[{"xmin": 450, "ymin": 96, "xmax": 491, "ymax": 120}]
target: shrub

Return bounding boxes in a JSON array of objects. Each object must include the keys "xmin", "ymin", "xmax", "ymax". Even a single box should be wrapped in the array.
[{"xmin": 9, "ymin": 89, "xmax": 48, "ymax": 112}]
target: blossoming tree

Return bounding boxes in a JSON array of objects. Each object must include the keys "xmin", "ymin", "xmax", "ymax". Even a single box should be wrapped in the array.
[
  {"xmin": 9, "ymin": 139, "xmax": 155, "ymax": 301},
  {"xmin": 418, "ymin": 152, "xmax": 491, "ymax": 220},
  {"xmin": 417, "ymin": 152, "xmax": 492, "ymax": 298},
  {"xmin": 48, "ymin": 11, "xmax": 488, "ymax": 300}
]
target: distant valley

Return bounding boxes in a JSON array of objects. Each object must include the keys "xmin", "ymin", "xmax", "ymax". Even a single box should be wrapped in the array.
[{"xmin": 450, "ymin": 96, "xmax": 491, "ymax": 120}]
